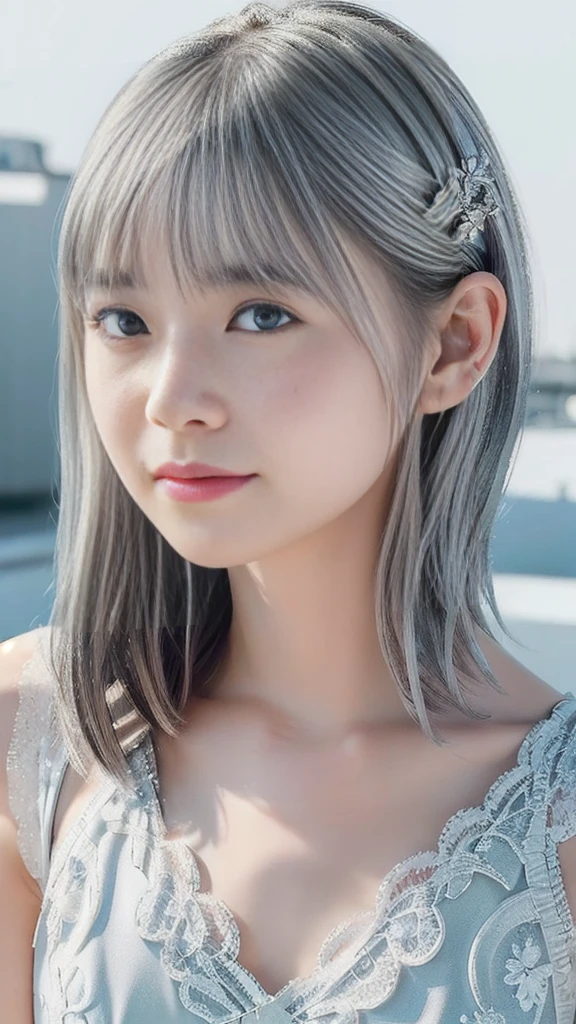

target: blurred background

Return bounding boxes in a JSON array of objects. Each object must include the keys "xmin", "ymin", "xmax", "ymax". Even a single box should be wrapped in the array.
[{"xmin": 0, "ymin": 0, "xmax": 574, "ymax": 689}]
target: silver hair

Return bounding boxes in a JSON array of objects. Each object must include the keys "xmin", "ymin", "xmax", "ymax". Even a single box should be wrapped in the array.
[{"xmin": 49, "ymin": 0, "xmax": 534, "ymax": 786}]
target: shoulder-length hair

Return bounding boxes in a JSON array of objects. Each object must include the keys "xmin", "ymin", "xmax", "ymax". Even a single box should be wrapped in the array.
[{"xmin": 48, "ymin": 0, "xmax": 535, "ymax": 787}]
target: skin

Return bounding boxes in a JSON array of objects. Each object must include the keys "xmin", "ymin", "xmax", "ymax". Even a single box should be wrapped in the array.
[{"xmin": 77, "ymin": 242, "xmax": 576, "ymax": 994}]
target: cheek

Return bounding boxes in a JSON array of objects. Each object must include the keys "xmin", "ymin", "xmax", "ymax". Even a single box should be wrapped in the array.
[
  {"xmin": 263, "ymin": 343, "xmax": 392, "ymax": 497},
  {"xmin": 84, "ymin": 357, "xmax": 139, "ymax": 471}
]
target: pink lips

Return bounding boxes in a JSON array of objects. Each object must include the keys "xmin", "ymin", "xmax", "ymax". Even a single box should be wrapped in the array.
[
  {"xmin": 157, "ymin": 474, "xmax": 256, "ymax": 502},
  {"xmin": 153, "ymin": 461, "xmax": 251, "ymax": 479}
]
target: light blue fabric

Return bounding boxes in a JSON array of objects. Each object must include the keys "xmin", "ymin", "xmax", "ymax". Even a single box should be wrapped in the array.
[{"xmin": 23, "ymin": 681, "xmax": 576, "ymax": 1023}]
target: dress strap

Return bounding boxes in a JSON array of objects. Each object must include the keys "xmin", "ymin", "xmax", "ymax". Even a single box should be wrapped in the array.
[{"xmin": 537, "ymin": 691, "xmax": 576, "ymax": 844}]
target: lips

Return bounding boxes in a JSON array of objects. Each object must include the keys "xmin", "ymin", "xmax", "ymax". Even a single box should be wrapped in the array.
[
  {"xmin": 153, "ymin": 461, "xmax": 252, "ymax": 479},
  {"xmin": 157, "ymin": 473, "xmax": 256, "ymax": 503}
]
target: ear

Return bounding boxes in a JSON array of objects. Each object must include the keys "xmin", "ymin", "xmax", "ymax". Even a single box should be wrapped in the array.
[{"xmin": 417, "ymin": 272, "xmax": 507, "ymax": 415}]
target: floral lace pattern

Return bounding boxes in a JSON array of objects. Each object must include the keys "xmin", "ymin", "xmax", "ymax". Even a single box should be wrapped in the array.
[
  {"xmin": 504, "ymin": 934, "xmax": 554, "ymax": 1015},
  {"xmin": 460, "ymin": 1010, "xmax": 507, "ymax": 1024},
  {"xmin": 15, "ymin": 671, "xmax": 576, "ymax": 1024},
  {"xmin": 458, "ymin": 930, "xmax": 556, "ymax": 1024}
]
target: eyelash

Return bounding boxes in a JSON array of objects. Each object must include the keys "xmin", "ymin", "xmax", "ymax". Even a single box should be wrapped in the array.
[{"xmin": 84, "ymin": 302, "xmax": 300, "ymax": 343}]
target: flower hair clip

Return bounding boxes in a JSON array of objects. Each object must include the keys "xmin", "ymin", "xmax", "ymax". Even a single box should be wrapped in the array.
[{"xmin": 425, "ymin": 151, "xmax": 500, "ymax": 244}]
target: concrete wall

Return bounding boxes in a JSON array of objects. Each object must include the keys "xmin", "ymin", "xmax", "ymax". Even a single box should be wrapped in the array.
[{"xmin": 0, "ymin": 158, "xmax": 69, "ymax": 497}]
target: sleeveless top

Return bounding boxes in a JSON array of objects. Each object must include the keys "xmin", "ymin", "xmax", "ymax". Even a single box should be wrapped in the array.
[{"xmin": 5, "ymin": 626, "xmax": 576, "ymax": 1024}]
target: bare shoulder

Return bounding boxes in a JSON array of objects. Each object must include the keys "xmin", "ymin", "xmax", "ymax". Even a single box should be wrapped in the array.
[
  {"xmin": 0, "ymin": 630, "xmax": 51, "ymax": 871},
  {"xmin": 0, "ymin": 629, "xmax": 48, "ymax": 1021},
  {"xmin": 0, "ymin": 626, "xmax": 51, "ymax": 771},
  {"xmin": 0, "ymin": 627, "xmax": 51, "ymax": 755},
  {"xmin": 0, "ymin": 625, "xmax": 52, "ymax": 680}
]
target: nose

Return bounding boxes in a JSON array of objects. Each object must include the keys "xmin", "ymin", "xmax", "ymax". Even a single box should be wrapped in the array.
[{"xmin": 144, "ymin": 340, "xmax": 228, "ymax": 431}]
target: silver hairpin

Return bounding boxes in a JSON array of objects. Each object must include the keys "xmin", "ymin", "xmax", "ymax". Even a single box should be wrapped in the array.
[{"xmin": 426, "ymin": 150, "xmax": 500, "ymax": 244}]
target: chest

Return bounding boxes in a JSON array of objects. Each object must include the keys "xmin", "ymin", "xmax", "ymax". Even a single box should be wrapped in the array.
[
  {"xmin": 143, "ymin": 727, "xmax": 522, "ymax": 995},
  {"xmin": 53, "ymin": 730, "xmax": 522, "ymax": 997}
]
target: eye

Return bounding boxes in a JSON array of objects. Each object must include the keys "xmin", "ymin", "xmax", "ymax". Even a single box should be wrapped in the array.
[
  {"xmin": 86, "ymin": 307, "xmax": 148, "ymax": 341},
  {"xmin": 230, "ymin": 303, "xmax": 298, "ymax": 332},
  {"xmin": 85, "ymin": 301, "xmax": 299, "ymax": 343}
]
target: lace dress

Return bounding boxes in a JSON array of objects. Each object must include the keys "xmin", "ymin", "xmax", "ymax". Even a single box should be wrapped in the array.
[{"xmin": 5, "ymin": 627, "xmax": 576, "ymax": 1024}]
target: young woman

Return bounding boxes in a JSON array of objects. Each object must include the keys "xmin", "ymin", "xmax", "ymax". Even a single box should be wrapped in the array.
[{"xmin": 1, "ymin": 2, "xmax": 575, "ymax": 1022}]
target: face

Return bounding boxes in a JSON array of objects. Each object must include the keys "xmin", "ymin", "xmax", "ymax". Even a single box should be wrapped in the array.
[{"xmin": 83, "ymin": 245, "xmax": 404, "ymax": 569}]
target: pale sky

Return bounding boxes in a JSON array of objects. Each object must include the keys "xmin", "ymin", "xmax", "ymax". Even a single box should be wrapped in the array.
[{"xmin": 1, "ymin": 0, "xmax": 574, "ymax": 356}]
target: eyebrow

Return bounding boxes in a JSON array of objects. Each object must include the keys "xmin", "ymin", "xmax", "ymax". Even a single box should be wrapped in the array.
[{"xmin": 84, "ymin": 263, "xmax": 317, "ymax": 296}]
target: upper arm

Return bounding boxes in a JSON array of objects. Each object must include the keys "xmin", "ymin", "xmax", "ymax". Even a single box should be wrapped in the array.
[{"xmin": 0, "ymin": 630, "xmax": 46, "ymax": 1024}]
